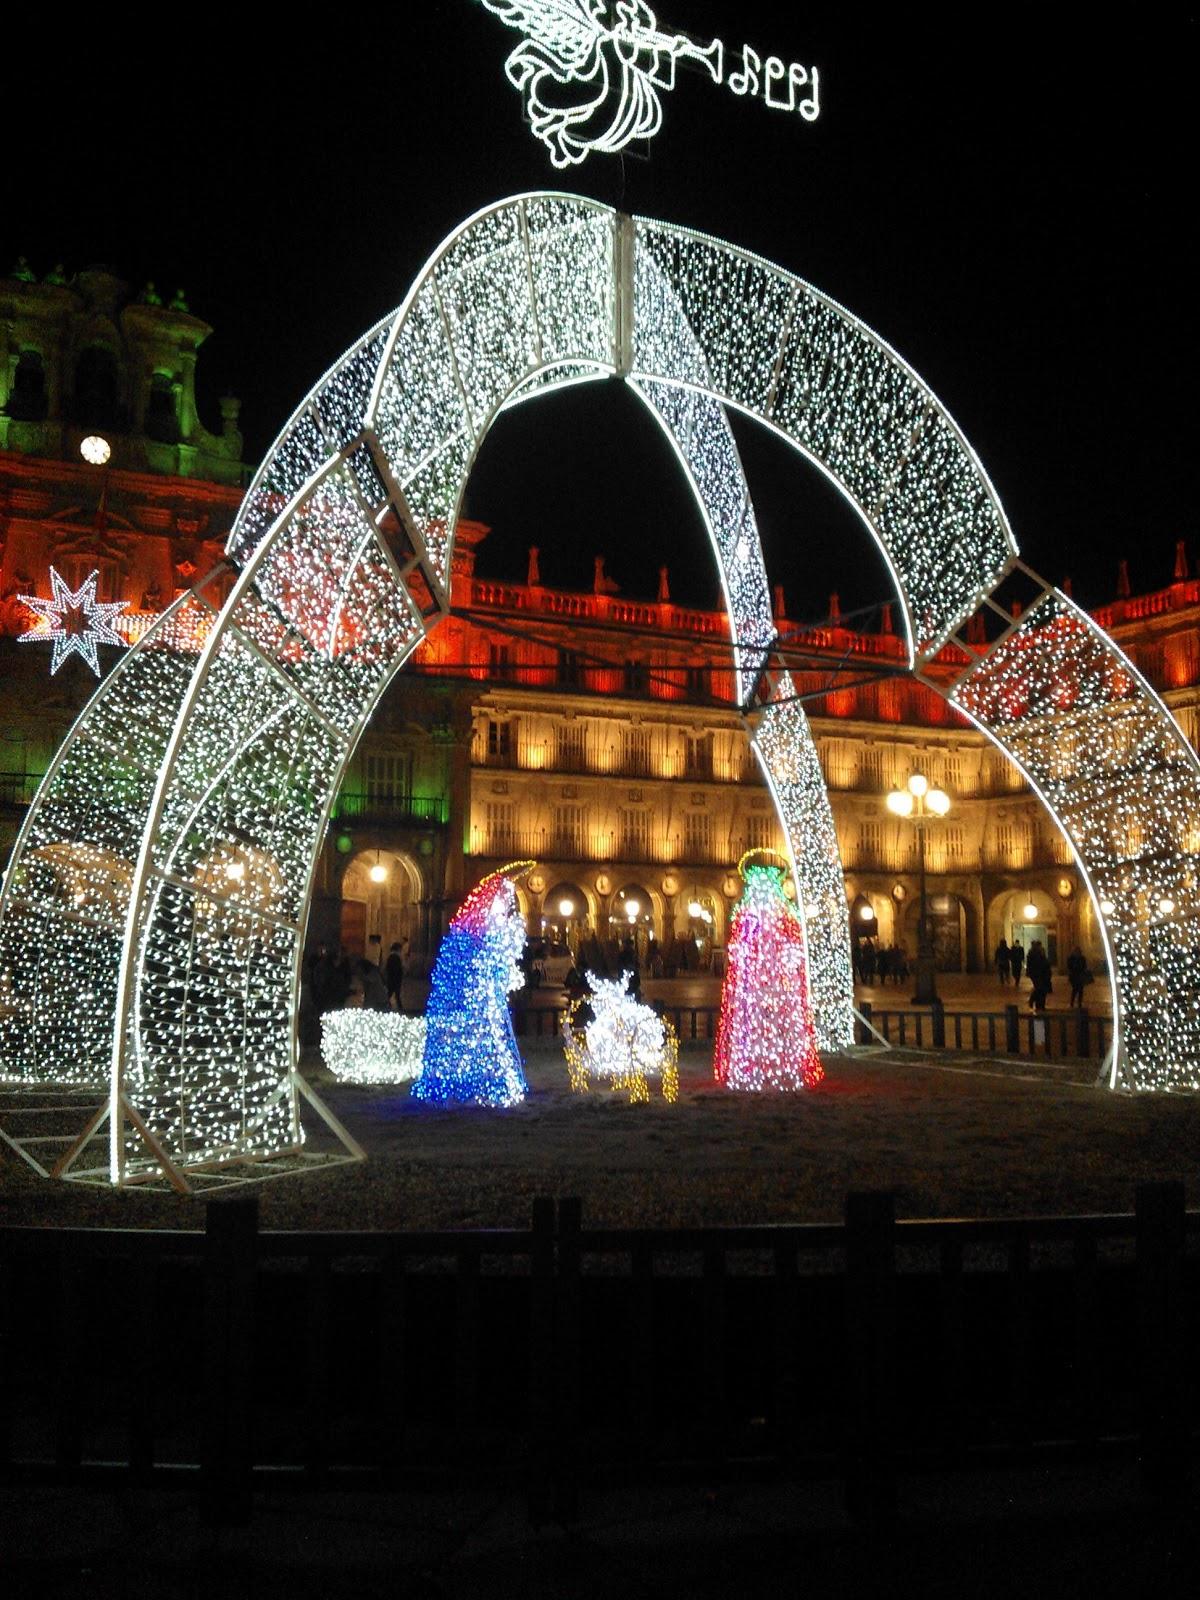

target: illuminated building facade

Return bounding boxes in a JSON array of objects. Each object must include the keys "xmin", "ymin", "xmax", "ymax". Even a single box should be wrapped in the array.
[{"xmin": 2, "ymin": 262, "xmax": 1198, "ymax": 980}]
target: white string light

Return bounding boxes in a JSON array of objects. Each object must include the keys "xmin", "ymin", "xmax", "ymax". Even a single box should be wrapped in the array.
[
  {"xmin": 2, "ymin": 191, "xmax": 1195, "ymax": 1187},
  {"xmin": 321, "ymin": 1010, "xmax": 426, "ymax": 1084}
]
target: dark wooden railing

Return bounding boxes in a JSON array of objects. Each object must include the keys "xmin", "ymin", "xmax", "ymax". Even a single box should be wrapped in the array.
[
  {"xmin": 856, "ymin": 1000, "xmax": 1114, "ymax": 1062},
  {"xmin": 0, "ymin": 1186, "xmax": 1194, "ymax": 1528},
  {"xmin": 518, "ymin": 1000, "xmax": 1115, "ymax": 1062}
]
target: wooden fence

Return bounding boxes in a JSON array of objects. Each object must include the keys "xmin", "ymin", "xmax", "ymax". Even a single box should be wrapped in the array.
[
  {"xmin": 0, "ymin": 1185, "xmax": 1194, "ymax": 1527},
  {"xmin": 516, "ymin": 1000, "xmax": 1115, "ymax": 1062}
]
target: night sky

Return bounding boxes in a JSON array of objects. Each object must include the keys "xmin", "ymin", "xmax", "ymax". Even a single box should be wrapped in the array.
[{"xmin": 10, "ymin": 4, "xmax": 1194, "ymax": 621}]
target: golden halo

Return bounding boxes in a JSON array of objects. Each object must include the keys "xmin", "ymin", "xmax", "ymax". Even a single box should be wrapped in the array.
[
  {"xmin": 737, "ymin": 846, "xmax": 792, "ymax": 880},
  {"xmin": 491, "ymin": 859, "xmax": 537, "ymax": 884}
]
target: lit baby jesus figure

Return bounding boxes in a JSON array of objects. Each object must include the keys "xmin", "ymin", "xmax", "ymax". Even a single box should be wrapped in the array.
[{"xmin": 562, "ymin": 971, "xmax": 679, "ymax": 1103}]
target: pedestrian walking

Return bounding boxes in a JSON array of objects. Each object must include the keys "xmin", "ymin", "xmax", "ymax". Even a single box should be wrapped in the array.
[
  {"xmin": 1010, "ymin": 940, "xmax": 1024, "ymax": 989},
  {"xmin": 1026, "ymin": 941, "xmax": 1052, "ymax": 1011},
  {"xmin": 385, "ymin": 940, "xmax": 405, "ymax": 1011},
  {"xmin": 1066, "ymin": 946, "xmax": 1089, "ymax": 1007},
  {"xmin": 995, "ymin": 937, "xmax": 1011, "ymax": 986}
]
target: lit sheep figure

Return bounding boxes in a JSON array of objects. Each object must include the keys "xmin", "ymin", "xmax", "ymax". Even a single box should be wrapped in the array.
[
  {"xmin": 321, "ymin": 1010, "xmax": 426, "ymax": 1084},
  {"xmin": 562, "ymin": 972, "xmax": 679, "ymax": 1104}
]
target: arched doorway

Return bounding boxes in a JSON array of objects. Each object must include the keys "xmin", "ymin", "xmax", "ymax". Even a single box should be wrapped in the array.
[
  {"xmin": 542, "ymin": 879, "xmax": 589, "ymax": 951},
  {"xmin": 339, "ymin": 848, "xmax": 422, "ymax": 964},
  {"xmin": 997, "ymin": 887, "xmax": 1060, "ymax": 970},
  {"xmin": 613, "ymin": 880, "xmax": 657, "ymax": 967}
]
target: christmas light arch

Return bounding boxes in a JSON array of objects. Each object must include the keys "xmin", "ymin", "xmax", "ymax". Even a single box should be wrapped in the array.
[{"xmin": 1, "ymin": 192, "xmax": 1195, "ymax": 1187}]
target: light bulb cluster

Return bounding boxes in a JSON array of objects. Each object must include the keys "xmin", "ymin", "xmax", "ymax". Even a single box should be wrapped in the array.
[
  {"xmin": 0, "ymin": 592, "xmax": 218, "ymax": 1093},
  {"xmin": 321, "ymin": 1009, "xmax": 426, "ymax": 1084},
  {"xmin": 372, "ymin": 196, "xmax": 616, "ymax": 596},
  {"xmin": 714, "ymin": 863, "xmax": 823, "ymax": 1091},
  {"xmin": 751, "ymin": 694, "xmax": 856, "ymax": 1050},
  {"xmin": 631, "ymin": 217, "xmax": 1016, "ymax": 659},
  {"xmin": 411, "ymin": 869, "xmax": 529, "ymax": 1107},
  {"xmin": 953, "ymin": 590, "xmax": 1200, "ymax": 1091},
  {"xmin": 561, "ymin": 971, "xmax": 679, "ymax": 1104}
]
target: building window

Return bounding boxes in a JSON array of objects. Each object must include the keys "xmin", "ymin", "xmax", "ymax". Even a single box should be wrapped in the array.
[
  {"xmin": 555, "ymin": 722, "xmax": 587, "ymax": 771},
  {"xmin": 58, "ymin": 556, "xmax": 120, "ymax": 602},
  {"xmin": 145, "ymin": 373, "xmax": 180, "ymax": 443},
  {"xmin": 944, "ymin": 825, "xmax": 965, "ymax": 865},
  {"xmin": 553, "ymin": 804, "xmax": 585, "ymax": 856},
  {"xmin": 683, "ymin": 811, "xmax": 713, "ymax": 861},
  {"xmin": 686, "ymin": 732, "xmax": 714, "ymax": 779},
  {"xmin": 857, "ymin": 748, "xmax": 884, "ymax": 790},
  {"xmin": 7, "ymin": 350, "xmax": 48, "ymax": 421},
  {"xmin": 623, "ymin": 728, "xmax": 650, "ymax": 776},
  {"xmin": 857, "ymin": 820, "xmax": 882, "ymax": 867},
  {"xmin": 744, "ymin": 813, "xmax": 776, "ymax": 851},
  {"xmin": 487, "ymin": 641, "xmax": 512, "ymax": 679},
  {"xmin": 619, "ymin": 808, "xmax": 649, "ymax": 859},
  {"xmin": 486, "ymin": 720, "xmax": 512, "ymax": 762},
  {"xmin": 366, "ymin": 752, "xmax": 412, "ymax": 801},
  {"xmin": 485, "ymin": 801, "xmax": 514, "ymax": 853}
]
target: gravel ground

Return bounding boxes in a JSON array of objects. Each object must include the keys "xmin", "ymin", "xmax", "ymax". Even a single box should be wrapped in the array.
[{"xmin": 2, "ymin": 1042, "xmax": 1198, "ymax": 1231}]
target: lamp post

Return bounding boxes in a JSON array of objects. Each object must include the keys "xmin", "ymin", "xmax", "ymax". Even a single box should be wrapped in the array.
[{"xmin": 886, "ymin": 772, "xmax": 951, "ymax": 1004}]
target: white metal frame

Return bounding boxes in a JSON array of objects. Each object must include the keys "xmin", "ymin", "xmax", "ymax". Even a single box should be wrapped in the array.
[{"xmin": 2, "ymin": 191, "xmax": 1197, "ymax": 1192}]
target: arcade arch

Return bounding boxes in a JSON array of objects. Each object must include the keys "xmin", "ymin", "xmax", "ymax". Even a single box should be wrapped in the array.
[
  {"xmin": 3, "ymin": 192, "xmax": 1198, "ymax": 1186},
  {"xmin": 338, "ymin": 847, "xmax": 423, "ymax": 962}
]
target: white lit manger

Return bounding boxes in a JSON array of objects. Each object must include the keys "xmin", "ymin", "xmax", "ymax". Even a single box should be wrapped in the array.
[
  {"xmin": 562, "ymin": 971, "xmax": 679, "ymax": 1104},
  {"xmin": 321, "ymin": 1009, "xmax": 426, "ymax": 1085}
]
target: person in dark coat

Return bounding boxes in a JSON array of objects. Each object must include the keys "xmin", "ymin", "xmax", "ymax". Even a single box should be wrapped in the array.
[
  {"xmin": 995, "ymin": 938, "xmax": 1011, "ymax": 986},
  {"xmin": 1066, "ymin": 946, "xmax": 1089, "ymax": 1007},
  {"xmin": 1026, "ymin": 941, "xmax": 1052, "ymax": 1011},
  {"xmin": 359, "ymin": 958, "xmax": 390, "ymax": 1012},
  {"xmin": 1009, "ymin": 940, "xmax": 1024, "ymax": 988},
  {"xmin": 385, "ymin": 941, "xmax": 405, "ymax": 1011}
]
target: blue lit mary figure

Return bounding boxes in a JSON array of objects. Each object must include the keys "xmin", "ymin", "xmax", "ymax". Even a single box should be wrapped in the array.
[{"xmin": 411, "ymin": 864, "xmax": 530, "ymax": 1107}]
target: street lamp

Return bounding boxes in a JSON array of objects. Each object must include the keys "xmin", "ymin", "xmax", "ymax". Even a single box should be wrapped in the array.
[{"xmin": 886, "ymin": 772, "xmax": 951, "ymax": 1004}]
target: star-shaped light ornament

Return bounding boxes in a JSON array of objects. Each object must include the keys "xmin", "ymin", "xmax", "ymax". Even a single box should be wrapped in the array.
[{"xmin": 18, "ymin": 567, "xmax": 128, "ymax": 675}]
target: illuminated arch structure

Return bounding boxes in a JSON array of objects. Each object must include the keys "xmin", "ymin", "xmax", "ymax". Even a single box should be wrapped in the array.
[{"xmin": 1, "ymin": 193, "xmax": 1196, "ymax": 1187}]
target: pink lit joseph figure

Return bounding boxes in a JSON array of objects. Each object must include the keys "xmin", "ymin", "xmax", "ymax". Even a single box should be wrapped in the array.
[{"xmin": 714, "ymin": 850, "xmax": 823, "ymax": 1091}]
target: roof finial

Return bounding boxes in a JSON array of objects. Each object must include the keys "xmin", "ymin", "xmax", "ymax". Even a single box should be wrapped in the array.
[
  {"xmin": 527, "ymin": 545, "xmax": 541, "ymax": 586},
  {"xmin": 1174, "ymin": 540, "xmax": 1189, "ymax": 580},
  {"xmin": 828, "ymin": 590, "xmax": 841, "ymax": 623},
  {"xmin": 1116, "ymin": 559, "xmax": 1131, "ymax": 598},
  {"xmin": 773, "ymin": 583, "xmax": 786, "ymax": 621},
  {"xmin": 657, "ymin": 564, "xmax": 670, "ymax": 603}
]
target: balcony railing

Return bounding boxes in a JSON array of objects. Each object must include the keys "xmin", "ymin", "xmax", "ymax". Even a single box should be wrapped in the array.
[
  {"xmin": 469, "ymin": 827, "xmax": 736, "ymax": 867},
  {"xmin": 0, "ymin": 771, "xmax": 42, "ymax": 809},
  {"xmin": 332, "ymin": 792, "xmax": 448, "ymax": 827},
  {"xmin": 473, "ymin": 746, "xmax": 752, "ymax": 783}
]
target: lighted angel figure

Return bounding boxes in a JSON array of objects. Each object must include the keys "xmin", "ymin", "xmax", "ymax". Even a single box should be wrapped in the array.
[
  {"xmin": 411, "ymin": 864, "xmax": 530, "ymax": 1107},
  {"xmin": 481, "ymin": 0, "xmax": 722, "ymax": 168},
  {"xmin": 714, "ymin": 850, "xmax": 823, "ymax": 1092},
  {"xmin": 562, "ymin": 970, "xmax": 679, "ymax": 1103}
]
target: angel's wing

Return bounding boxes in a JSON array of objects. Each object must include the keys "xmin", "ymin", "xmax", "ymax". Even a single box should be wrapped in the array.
[{"xmin": 479, "ymin": 0, "xmax": 612, "ymax": 76}]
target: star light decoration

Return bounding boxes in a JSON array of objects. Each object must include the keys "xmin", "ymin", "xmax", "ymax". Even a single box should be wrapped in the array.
[
  {"xmin": 562, "ymin": 971, "xmax": 679, "ymax": 1103},
  {"xmin": 714, "ymin": 851, "xmax": 823, "ymax": 1092},
  {"xmin": 18, "ymin": 567, "xmax": 128, "ymax": 675},
  {"xmin": 321, "ymin": 1010, "xmax": 427, "ymax": 1084},
  {"xmin": 411, "ymin": 864, "xmax": 531, "ymax": 1108}
]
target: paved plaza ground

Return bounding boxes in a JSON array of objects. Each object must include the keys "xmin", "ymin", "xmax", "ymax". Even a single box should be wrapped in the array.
[{"xmin": 1, "ymin": 1036, "xmax": 1193, "ymax": 1232}]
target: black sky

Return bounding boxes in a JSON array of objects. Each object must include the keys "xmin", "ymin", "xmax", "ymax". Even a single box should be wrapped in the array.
[{"xmin": 7, "ymin": 3, "xmax": 1194, "ymax": 620}]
